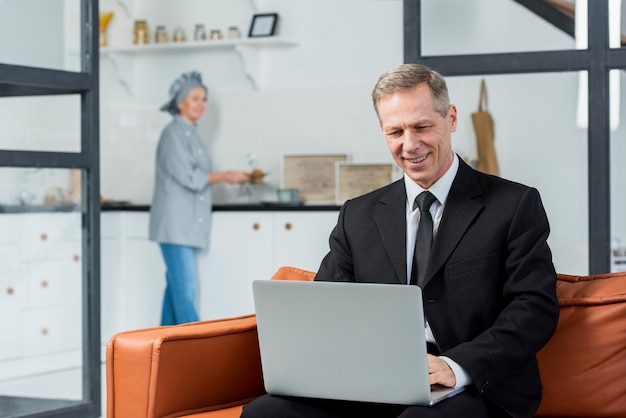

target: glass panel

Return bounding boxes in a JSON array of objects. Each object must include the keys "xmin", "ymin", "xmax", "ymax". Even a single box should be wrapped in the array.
[
  {"xmin": 0, "ymin": 94, "xmax": 81, "ymax": 152},
  {"xmin": 0, "ymin": 167, "xmax": 84, "ymax": 417},
  {"xmin": 0, "ymin": 0, "xmax": 81, "ymax": 72},
  {"xmin": 421, "ymin": 0, "xmax": 577, "ymax": 56},
  {"xmin": 446, "ymin": 72, "xmax": 587, "ymax": 274},
  {"xmin": 578, "ymin": 0, "xmax": 622, "ymax": 50},
  {"xmin": 611, "ymin": 71, "xmax": 626, "ymax": 272},
  {"xmin": 611, "ymin": 0, "xmax": 623, "ymax": 49}
]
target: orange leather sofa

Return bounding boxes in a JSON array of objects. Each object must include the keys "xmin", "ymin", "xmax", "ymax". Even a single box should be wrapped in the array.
[{"xmin": 106, "ymin": 267, "xmax": 626, "ymax": 418}]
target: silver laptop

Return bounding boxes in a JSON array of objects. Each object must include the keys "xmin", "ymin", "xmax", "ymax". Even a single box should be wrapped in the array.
[{"xmin": 252, "ymin": 279, "xmax": 466, "ymax": 406}]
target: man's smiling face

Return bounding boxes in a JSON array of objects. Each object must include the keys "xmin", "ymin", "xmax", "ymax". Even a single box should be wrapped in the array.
[{"xmin": 378, "ymin": 83, "xmax": 457, "ymax": 189}]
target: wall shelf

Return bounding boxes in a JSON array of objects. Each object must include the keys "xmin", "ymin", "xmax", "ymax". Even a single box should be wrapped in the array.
[
  {"xmin": 100, "ymin": 36, "xmax": 298, "ymax": 90},
  {"xmin": 99, "ymin": 36, "xmax": 297, "ymax": 55}
]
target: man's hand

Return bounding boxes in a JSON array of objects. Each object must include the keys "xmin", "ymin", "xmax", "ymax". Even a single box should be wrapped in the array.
[{"xmin": 427, "ymin": 354, "xmax": 456, "ymax": 387}]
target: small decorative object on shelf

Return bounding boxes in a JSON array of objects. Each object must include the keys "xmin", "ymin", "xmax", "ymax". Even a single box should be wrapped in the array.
[
  {"xmin": 194, "ymin": 24, "xmax": 207, "ymax": 41},
  {"xmin": 155, "ymin": 25, "xmax": 168, "ymax": 43},
  {"xmin": 99, "ymin": 11, "xmax": 114, "ymax": 47},
  {"xmin": 173, "ymin": 25, "xmax": 186, "ymax": 42},
  {"xmin": 210, "ymin": 29, "xmax": 223, "ymax": 40},
  {"xmin": 248, "ymin": 13, "xmax": 279, "ymax": 37},
  {"xmin": 134, "ymin": 20, "xmax": 149, "ymax": 44},
  {"xmin": 228, "ymin": 26, "xmax": 241, "ymax": 40}
]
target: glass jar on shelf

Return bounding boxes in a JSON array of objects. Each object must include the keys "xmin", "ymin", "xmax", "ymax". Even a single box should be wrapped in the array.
[
  {"xmin": 194, "ymin": 24, "xmax": 207, "ymax": 41},
  {"xmin": 133, "ymin": 20, "xmax": 149, "ymax": 44},
  {"xmin": 155, "ymin": 25, "xmax": 168, "ymax": 43},
  {"xmin": 228, "ymin": 26, "xmax": 241, "ymax": 40},
  {"xmin": 172, "ymin": 25, "xmax": 186, "ymax": 42},
  {"xmin": 210, "ymin": 29, "xmax": 223, "ymax": 40}
]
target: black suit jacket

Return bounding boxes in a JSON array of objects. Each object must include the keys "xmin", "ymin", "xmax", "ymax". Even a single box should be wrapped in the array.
[{"xmin": 316, "ymin": 158, "xmax": 559, "ymax": 418}]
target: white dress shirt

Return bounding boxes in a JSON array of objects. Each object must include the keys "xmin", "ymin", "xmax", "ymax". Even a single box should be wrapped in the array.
[{"xmin": 403, "ymin": 153, "xmax": 471, "ymax": 388}]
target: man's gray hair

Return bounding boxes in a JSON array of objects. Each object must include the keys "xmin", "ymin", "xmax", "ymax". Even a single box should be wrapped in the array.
[{"xmin": 371, "ymin": 64, "xmax": 450, "ymax": 119}]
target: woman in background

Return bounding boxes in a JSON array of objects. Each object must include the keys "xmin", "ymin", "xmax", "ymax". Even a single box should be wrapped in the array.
[{"xmin": 149, "ymin": 71, "xmax": 249, "ymax": 325}]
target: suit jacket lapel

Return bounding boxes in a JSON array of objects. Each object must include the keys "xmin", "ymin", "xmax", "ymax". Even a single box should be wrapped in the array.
[
  {"xmin": 372, "ymin": 180, "xmax": 408, "ymax": 284},
  {"xmin": 424, "ymin": 159, "xmax": 484, "ymax": 288}
]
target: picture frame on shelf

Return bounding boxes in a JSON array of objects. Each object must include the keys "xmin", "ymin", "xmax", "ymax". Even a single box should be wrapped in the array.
[
  {"xmin": 282, "ymin": 154, "xmax": 348, "ymax": 203},
  {"xmin": 248, "ymin": 13, "xmax": 279, "ymax": 37},
  {"xmin": 335, "ymin": 162, "xmax": 394, "ymax": 205}
]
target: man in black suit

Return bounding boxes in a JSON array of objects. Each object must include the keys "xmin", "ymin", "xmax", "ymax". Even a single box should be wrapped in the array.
[{"xmin": 241, "ymin": 64, "xmax": 559, "ymax": 418}]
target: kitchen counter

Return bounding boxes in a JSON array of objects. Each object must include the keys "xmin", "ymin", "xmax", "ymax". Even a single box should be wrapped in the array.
[
  {"xmin": 0, "ymin": 202, "xmax": 341, "ymax": 213},
  {"xmin": 0, "ymin": 203, "xmax": 79, "ymax": 213},
  {"xmin": 101, "ymin": 202, "xmax": 342, "ymax": 212}
]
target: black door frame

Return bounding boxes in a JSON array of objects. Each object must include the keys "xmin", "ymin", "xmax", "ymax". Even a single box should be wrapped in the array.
[{"xmin": 0, "ymin": 0, "xmax": 101, "ymax": 416}]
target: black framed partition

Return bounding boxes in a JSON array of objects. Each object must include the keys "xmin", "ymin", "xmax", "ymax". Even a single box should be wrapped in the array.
[
  {"xmin": 0, "ymin": 0, "xmax": 101, "ymax": 417},
  {"xmin": 404, "ymin": 0, "xmax": 619, "ymax": 274}
]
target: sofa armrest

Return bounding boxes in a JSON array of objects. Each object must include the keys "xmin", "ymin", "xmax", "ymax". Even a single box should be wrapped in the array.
[{"xmin": 106, "ymin": 314, "xmax": 264, "ymax": 418}]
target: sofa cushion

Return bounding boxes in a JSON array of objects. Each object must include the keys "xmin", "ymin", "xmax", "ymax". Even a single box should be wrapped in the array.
[{"xmin": 534, "ymin": 272, "xmax": 626, "ymax": 417}]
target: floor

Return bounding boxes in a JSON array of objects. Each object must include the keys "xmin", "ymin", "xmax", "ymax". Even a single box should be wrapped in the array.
[{"xmin": 0, "ymin": 395, "xmax": 82, "ymax": 417}]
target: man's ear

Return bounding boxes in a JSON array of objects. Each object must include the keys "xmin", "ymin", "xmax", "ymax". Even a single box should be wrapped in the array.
[{"xmin": 448, "ymin": 105, "xmax": 458, "ymax": 132}]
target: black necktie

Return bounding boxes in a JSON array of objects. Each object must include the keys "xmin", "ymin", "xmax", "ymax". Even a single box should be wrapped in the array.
[{"xmin": 411, "ymin": 191, "xmax": 437, "ymax": 288}]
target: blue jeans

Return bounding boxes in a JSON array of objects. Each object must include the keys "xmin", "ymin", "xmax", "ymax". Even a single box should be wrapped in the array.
[{"xmin": 159, "ymin": 243, "xmax": 200, "ymax": 325}]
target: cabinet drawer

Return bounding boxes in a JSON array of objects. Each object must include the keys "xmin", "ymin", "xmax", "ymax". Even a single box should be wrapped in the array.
[
  {"xmin": 0, "ymin": 271, "xmax": 22, "ymax": 361},
  {"xmin": 23, "ymin": 237, "xmax": 81, "ymax": 265},
  {"xmin": 0, "ymin": 214, "xmax": 20, "ymax": 244},
  {"xmin": 0, "ymin": 269, "xmax": 22, "ymax": 308},
  {"xmin": 21, "ymin": 306, "xmax": 81, "ymax": 356},
  {"xmin": 20, "ymin": 213, "xmax": 81, "ymax": 260},
  {"xmin": 122, "ymin": 212, "xmax": 150, "ymax": 239},
  {"xmin": 201, "ymin": 212, "xmax": 274, "ymax": 319},
  {"xmin": 101, "ymin": 212, "xmax": 121, "ymax": 239},
  {"xmin": 24, "ymin": 259, "xmax": 81, "ymax": 309},
  {"xmin": 0, "ymin": 243, "xmax": 19, "ymax": 273},
  {"xmin": 0, "ymin": 323, "xmax": 21, "ymax": 361},
  {"xmin": 273, "ymin": 211, "xmax": 337, "ymax": 272}
]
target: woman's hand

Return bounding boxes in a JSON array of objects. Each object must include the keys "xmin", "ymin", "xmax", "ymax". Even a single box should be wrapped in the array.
[
  {"xmin": 209, "ymin": 171, "xmax": 250, "ymax": 185},
  {"xmin": 227, "ymin": 171, "xmax": 251, "ymax": 184}
]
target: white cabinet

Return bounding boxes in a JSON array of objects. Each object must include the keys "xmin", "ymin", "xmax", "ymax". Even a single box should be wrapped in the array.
[
  {"xmin": 199, "ymin": 212, "xmax": 275, "ymax": 320},
  {"xmin": 123, "ymin": 238, "xmax": 165, "ymax": 330},
  {"xmin": 100, "ymin": 212, "xmax": 124, "ymax": 349},
  {"xmin": 0, "ymin": 212, "xmax": 82, "ymax": 391},
  {"xmin": 273, "ymin": 212, "xmax": 336, "ymax": 272},
  {"xmin": 100, "ymin": 212, "xmax": 165, "ymax": 349},
  {"xmin": 199, "ymin": 210, "xmax": 338, "ymax": 319},
  {"xmin": 19, "ymin": 213, "xmax": 82, "ymax": 357},
  {"xmin": 100, "ymin": 209, "xmax": 338, "ymax": 332},
  {"xmin": 0, "ymin": 220, "xmax": 22, "ymax": 361}
]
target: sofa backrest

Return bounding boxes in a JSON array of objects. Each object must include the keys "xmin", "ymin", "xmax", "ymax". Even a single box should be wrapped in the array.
[
  {"xmin": 271, "ymin": 266, "xmax": 316, "ymax": 281},
  {"xmin": 534, "ymin": 272, "xmax": 626, "ymax": 417}
]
